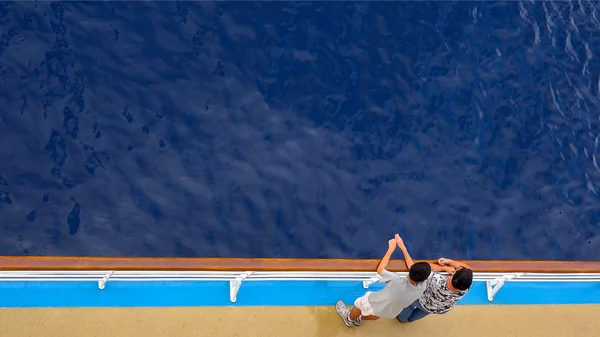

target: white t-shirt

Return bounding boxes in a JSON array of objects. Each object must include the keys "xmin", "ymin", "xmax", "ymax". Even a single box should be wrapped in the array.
[{"xmin": 367, "ymin": 269, "xmax": 427, "ymax": 319}]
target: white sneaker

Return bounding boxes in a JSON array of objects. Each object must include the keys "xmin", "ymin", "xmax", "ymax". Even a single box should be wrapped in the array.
[{"xmin": 335, "ymin": 300, "xmax": 354, "ymax": 327}]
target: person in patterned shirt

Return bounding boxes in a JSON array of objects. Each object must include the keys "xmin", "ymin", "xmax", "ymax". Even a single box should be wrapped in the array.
[{"xmin": 396, "ymin": 257, "xmax": 473, "ymax": 323}]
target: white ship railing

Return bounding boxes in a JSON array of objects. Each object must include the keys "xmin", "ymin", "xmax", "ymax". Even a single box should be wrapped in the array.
[{"xmin": 0, "ymin": 270, "xmax": 598, "ymax": 302}]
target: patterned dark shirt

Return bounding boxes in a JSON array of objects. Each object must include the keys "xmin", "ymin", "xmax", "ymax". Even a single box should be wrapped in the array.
[{"xmin": 418, "ymin": 271, "xmax": 468, "ymax": 314}]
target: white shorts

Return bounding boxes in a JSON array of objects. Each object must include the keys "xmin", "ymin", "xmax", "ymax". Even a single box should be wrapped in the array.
[{"xmin": 354, "ymin": 291, "xmax": 375, "ymax": 316}]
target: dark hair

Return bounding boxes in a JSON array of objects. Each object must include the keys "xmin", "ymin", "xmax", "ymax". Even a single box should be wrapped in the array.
[
  {"xmin": 451, "ymin": 267, "xmax": 473, "ymax": 291},
  {"xmin": 408, "ymin": 262, "xmax": 432, "ymax": 283}
]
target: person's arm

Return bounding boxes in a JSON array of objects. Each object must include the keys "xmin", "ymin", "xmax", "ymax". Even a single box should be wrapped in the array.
[
  {"xmin": 395, "ymin": 235, "xmax": 456, "ymax": 274},
  {"xmin": 430, "ymin": 263, "xmax": 456, "ymax": 274},
  {"xmin": 438, "ymin": 257, "xmax": 471, "ymax": 270},
  {"xmin": 394, "ymin": 234, "xmax": 415, "ymax": 269},
  {"xmin": 376, "ymin": 238, "xmax": 397, "ymax": 275}
]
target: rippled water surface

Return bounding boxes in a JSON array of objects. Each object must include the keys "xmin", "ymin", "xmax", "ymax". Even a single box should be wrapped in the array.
[{"xmin": 1, "ymin": 1, "xmax": 600, "ymax": 260}]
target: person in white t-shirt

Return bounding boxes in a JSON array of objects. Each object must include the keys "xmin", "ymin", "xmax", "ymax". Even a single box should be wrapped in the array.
[{"xmin": 335, "ymin": 234, "xmax": 431, "ymax": 327}]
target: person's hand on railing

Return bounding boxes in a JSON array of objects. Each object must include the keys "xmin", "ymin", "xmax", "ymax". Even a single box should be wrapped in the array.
[
  {"xmin": 437, "ymin": 257, "xmax": 471, "ymax": 270},
  {"xmin": 429, "ymin": 257, "xmax": 456, "ymax": 274},
  {"xmin": 438, "ymin": 258, "xmax": 451, "ymax": 266}
]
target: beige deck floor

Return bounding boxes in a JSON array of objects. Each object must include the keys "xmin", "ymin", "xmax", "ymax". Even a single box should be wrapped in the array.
[{"xmin": 0, "ymin": 305, "xmax": 595, "ymax": 337}]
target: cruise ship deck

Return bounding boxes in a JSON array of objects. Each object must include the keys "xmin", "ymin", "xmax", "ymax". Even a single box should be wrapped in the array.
[
  {"xmin": 1, "ymin": 305, "xmax": 597, "ymax": 337},
  {"xmin": 0, "ymin": 257, "xmax": 597, "ymax": 337}
]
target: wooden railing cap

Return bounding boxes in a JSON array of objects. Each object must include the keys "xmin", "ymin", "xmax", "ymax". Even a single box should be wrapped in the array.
[{"xmin": 0, "ymin": 256, "xmax": 598, "ymax": 273}]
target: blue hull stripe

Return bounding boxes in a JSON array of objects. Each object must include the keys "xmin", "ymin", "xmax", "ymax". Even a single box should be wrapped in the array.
[{"xmin": 0, "ymin": 281, "xmax": 598, "ymax": 308}]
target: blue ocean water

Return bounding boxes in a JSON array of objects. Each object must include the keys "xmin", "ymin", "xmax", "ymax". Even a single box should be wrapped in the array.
[{"xmin": 1, "ymin": 1, "xmax": 600, "ymax": 261}]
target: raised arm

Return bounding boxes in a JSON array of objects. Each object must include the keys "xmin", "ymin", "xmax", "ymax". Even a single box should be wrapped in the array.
[
  {"xmin": 396, "ymin": 234, "xmax": 456, "ymax": 274},
  {"xmin": 395, "ymin": 234, "xmax": 415, "ymax": 269},
  {"xmin": 376, "ymin": 238, "xmax": 398, "ymax": 275}
]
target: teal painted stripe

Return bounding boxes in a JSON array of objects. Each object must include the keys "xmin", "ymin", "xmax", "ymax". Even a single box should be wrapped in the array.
[{"xmin": 0, "ymin": 281, "xmax": 598, "ymax": 308}]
